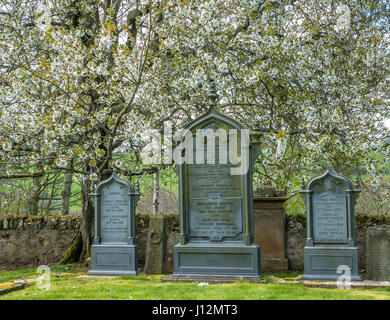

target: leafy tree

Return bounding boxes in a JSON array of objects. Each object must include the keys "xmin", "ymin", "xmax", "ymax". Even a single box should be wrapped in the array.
[
  {"xmin": 152, "ymin": 0, "xmax": 390, "ymax": 202},
  {"xmin": 0, "ymin": 0, "xmax": 388, "ymax": 262},
  {"xmin": 0, "ymin": 0, "xmax": 165, "ymax": 262}
]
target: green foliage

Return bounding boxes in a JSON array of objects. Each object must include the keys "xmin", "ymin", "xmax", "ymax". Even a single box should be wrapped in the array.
[{"xmin": 0, "ymin": 0, "xmax": 388, "ymax": 217}]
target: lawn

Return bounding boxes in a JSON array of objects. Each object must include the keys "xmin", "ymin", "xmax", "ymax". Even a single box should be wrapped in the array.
[{"xmin": 0, "ymin": 264, "xmax": 389, "ymax": 300}]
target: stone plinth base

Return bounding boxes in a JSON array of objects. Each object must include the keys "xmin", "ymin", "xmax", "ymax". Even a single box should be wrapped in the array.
[
  {"xmin": 163, "ymin": 274, "xmax": 261, "ymax": 283},
  {"xmin": 172, "ymin": 243, "xmax": 261, "ymax": 279},
  {"xmin": 88, "ymin": 244, "xmax": 138, "ymax": 276},
  {"xmin": 303, "ymin": 246, "xmax": 361, "ymax": 281}
]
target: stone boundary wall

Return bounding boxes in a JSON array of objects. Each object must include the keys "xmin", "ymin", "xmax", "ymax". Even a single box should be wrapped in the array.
[
  {"xmin": 286, "ymin": 214, "xmax": 390, "ymax": 271},
  {"xmin": 0, "ymin": 213, "xmax": 388, "ymax": 272},
  {"xmin": 0, "ymin": 215, "xmax": 81, "ymax": 268},
  {"xmin": 0, "ymin": 214, "xmax": 180, "ymax": 271}
]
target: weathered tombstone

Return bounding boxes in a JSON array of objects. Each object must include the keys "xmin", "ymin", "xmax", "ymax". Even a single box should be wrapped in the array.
[
  {"xmin": 144, "ymin": 214, "xmax": 167, "ymax": 274},
  {"xmin": 88, "ymin": 173, "xmax": 139, "ymax": 276},
  {"xmin": 169, "ymin": 86, "xmax": 261, "ymax": 280},
  {"xmin": 366, "ymin": 225, "xmax": 390, "ymax": 281},
  {"xmin": 300, "ymin": 169, "xmax": 361, "ymax": 280},
  {"xmin": 253, "ymin": 187, "xmax": 289, "ymax": 271}
]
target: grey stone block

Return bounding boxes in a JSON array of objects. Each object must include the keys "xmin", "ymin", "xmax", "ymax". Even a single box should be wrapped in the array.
[
  {"xmin": 303, "ymin": 246, "xmax": 361, "ymax": 281},
  {"xmin": 173, "ymin": 243, "xmax": 261, "ymax": 278},
  {"xmin": 88, "ymin": 244, "xmax": 138, "ymax": 276}
]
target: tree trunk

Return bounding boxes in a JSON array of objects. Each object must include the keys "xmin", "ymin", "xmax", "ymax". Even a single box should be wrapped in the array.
[
  {"xmin": 28, "ymin": 176, "xmax": 42, "ymax": 215},
  {"xmin": 79, "ymin": 175, "xmax": 94, "ymax": 264},
  {"xmin": 59, "ymin": 157, "xmax": 110, "ymax": 264},
  {"xmin": 59, "ymin": 161, "xmax": 94, "ymax": 265},
  {"xmin": 152, "ymin": 169, "xmax": 160, "ymax": 215},
  {"xmin": 59, "ymin": 232, "xmax": 82, "ymax": 264},
  {"xmin": 61, "ymin": 160, "xmax": 73, "ymax": 215},
  {"xmin": 60, "ymin": 176, "xmax": 93, "ymax": 265}
]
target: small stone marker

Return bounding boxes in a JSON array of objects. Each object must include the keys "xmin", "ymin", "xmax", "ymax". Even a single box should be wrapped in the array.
[
  {"xmin": 88, "ymin": 173, "xmax": 139, "ymax": 276},
  {"xmin": 300, "ymin": 169, "xmax": 361, "ymax": 281},
  {"xmin": 366, "ymin": 225, "xmax": 390, "ymax": 281},
  {"xmin": 144, "ymin": 215, "xmax": 167, "ymax": 274}
]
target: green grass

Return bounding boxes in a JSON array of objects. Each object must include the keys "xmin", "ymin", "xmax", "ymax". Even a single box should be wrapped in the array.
[
  {"xmin": 0, "ymin": 264, "xmax": 83, "ymax": 282},
  {"xmin": 271, "ymin": 272, "xmax": 301, "ymax": 278},
  {"xmin": 0, "ymin": 268, "xmax": 38, "ymax": 283},
  {"xmin": 1, "ymin": 264, "xmax": 389, "ymax": 300}
]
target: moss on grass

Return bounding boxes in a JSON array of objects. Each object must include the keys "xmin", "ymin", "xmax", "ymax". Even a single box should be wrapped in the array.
[{"xmin": 0, "ymin": 282, "xmax": 19, "ymax": 290}]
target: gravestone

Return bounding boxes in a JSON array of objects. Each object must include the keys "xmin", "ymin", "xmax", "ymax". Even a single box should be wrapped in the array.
[
  {"xmin": 366, "ymin": 225, "xmax": 390, "ymax": 281},
  {"xmin": 169, "ymin": 86, "xmax": 261, "ymax": 280},
  {"xmin": 300, "ymin": 169, "xmax": 361, "ymax": 280},
  {"xmin": 88, "ymin": 173, "xmax": 139, "ymax": 276},
  {"xmin": 253, "ymin": 187, "xmax": 289, "ymax": 271},
  {"xmin": 144, "ymin": 215, "xmax": 167, "ymax": 274}
]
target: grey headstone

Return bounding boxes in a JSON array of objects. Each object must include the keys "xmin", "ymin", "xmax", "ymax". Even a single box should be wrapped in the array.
[
  {"xmin": 88, "ymin": 173, "xmax": 139, "ymax": 276},
  {"xmin": 301, "ymin": 169, "xmax": 361, "ymax": 281},
  {"xmin": 170, "ymin": 103, "xmax": 261, "ymax": 280},
  {"xmin": 366, "ymin": 225, "xmax": 390, "ymax": 281}
]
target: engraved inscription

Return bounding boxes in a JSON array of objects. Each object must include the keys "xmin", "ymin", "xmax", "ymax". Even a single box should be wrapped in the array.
[
  {"xmin": 186, "ymin": 119, "xmax": 244, "ymax": 242},
  {"xmin": 189, "ymin": 197, "xmax": 242, "ymax": 241},
  {"xmin": 187, "ymin": 164, "xmax": 243, "ymax": 241},
  {"xmin": 313, "ymin": 194, "xmax": 347, "ymax": 243},
  {"xmin": 101, "ymin": 181, "xmax": 129, "ymax": 243},
  {"xmin": 367, "ymin": 227, "xmax": 390, "ymax": 281},
  {"xmin": 188, "ymin": 164, "xmax": 242, "ymax": 198},
  {"xmin": 368, "ymin": 246, "xmax": 390, "ymax": 280}
]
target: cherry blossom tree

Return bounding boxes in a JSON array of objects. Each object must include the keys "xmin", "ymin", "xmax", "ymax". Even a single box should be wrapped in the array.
[
  {"xmin": 151, "ymin": 0, "xmax": 390, "ymax": 204},
  {"xmin": 0, "ymin": 0, "xmax": 389, "ymax": 262},
  {"xmin": 0, "ymin": 0, "xmax": 165, "ymax": 261}
]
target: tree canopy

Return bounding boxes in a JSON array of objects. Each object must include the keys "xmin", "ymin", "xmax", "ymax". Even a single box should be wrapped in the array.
[{"xmin": 0, "ymin": 0, "xmax": 389, "ymax": 259}]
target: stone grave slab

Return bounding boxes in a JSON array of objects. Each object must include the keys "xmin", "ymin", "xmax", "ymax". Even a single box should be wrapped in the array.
[
  {"xmin": 300, "ymin": 170, "xmax": 361, "ymax": 281},
  {"xmin": 88, "ymin": 173, "xmax": 139, "ymax": 276},
  {"xmin": 366, "ymin": 225, "xmax": 390, "ymax": 281},
  {"xmin": 168, "ymin": 88, "xmax": 261, "ymax": 280}
]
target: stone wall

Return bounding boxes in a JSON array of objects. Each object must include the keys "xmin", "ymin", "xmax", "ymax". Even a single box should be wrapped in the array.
[
  {"xmin": 354, "ymin": 214, "xmax": 390, "ymax": 271},
  {"xmin": 0, "ymin": 214, "xmax": 178, "ymax": 270},
  {"xmin": 1, "ymin": 213, "xmax": 389, "ymax": 273},
  {"xmin": 0, "ymin": 215, "xmax": 81, "ymax": 269},
  {"xmin": 285, "ymin": 214, "xmax": 390, "ymax": 271},
  {"xmin": 286, "ymin": 215, "xmax": 306, "ymax": 270}
]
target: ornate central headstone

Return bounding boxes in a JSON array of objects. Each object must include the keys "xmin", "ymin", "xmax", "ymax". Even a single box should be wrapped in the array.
[
  {"xmin": 170, "ymin": 88, "xmax": 261, "ymax": 280},
  {"xmin": 300, "ymin": 170, "xmax": 361, "ymax": 281},
  {"xmin": 88, "ymin": 173, "xmax": 139, "ymax": 276}
]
